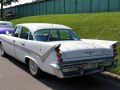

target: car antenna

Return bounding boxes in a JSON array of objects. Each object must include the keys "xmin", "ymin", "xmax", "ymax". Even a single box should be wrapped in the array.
[{"xmin": 96, "ymin": 25, "xmax": 110, "ymax": 40}]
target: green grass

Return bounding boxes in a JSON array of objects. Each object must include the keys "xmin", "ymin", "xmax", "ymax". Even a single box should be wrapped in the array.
[{"xmin": 7, "ymin": 12, "xmax": 120, "ymax": 75}]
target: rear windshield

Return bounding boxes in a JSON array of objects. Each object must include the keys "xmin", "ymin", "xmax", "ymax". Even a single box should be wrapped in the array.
[{"xmin": 34, "ymin": 29, "xmax": 80, "ymax": 42}]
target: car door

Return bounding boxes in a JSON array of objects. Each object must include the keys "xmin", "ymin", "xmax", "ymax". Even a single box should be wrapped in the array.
[
  {"xmin": 14, "ymin": 27, "xmax": 30, "ymax": 63},
  {"xmin": 3, "ymin": 26, "xmax": 22, "ymax": 57}
]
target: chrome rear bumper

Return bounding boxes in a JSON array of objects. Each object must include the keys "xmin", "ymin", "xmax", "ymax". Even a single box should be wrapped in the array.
[{"xmin": 50, "ymin": 57, "xmax": 118, "ymax": 78}]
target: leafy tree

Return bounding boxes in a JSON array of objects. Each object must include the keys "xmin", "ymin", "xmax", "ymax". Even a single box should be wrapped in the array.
[
  {"xmin": 0, "ymin": 0, "xmax": 18, "ymax": 18},
  {"xmin": 4, "ymin": 0, "xmax": 18, "ymax": 5}
]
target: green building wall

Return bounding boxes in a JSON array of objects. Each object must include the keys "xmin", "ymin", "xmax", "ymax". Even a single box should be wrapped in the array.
[{"xmin": 1, "ymin": 0, "xmax": 120, "ymax": 17}]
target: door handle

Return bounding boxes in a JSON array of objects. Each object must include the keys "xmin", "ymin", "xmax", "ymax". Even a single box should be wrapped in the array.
[
  {"xmin": 21, "ymin": 42, "xmax": 25, "ymax": 46},
  {"xmin": 13, "ymin": 40, "xmax": 15, "ymax": 42}
]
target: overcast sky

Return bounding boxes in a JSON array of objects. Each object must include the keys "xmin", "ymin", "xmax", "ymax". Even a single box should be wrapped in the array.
[
  {"xmin": 12, "ymin": 0, "xmax": 33, "ymax": 5},
  {"xmin": 4, "ymin": 0, "xmax": 33, "ymax": 8}
]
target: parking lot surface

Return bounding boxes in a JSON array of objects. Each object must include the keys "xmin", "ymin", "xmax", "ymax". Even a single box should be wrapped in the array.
[{"xmin": 0, "ymin": 55, "xmax": 120, "ymax": 90}]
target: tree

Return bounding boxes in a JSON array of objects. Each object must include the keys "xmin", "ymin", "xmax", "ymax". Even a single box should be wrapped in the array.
[
  {"xmin": 4, "ymin": 0, "xmax": 18, "ymax": 5},
  {"xmin": 0, "ymin": 0, "xmax": 18, "ymax": 18}
]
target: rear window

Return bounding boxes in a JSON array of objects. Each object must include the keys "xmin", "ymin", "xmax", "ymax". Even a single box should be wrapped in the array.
[
  {"xmin": 34, "ymin": 29, "xmax": 80, "ymax": 42},
  {"xmin": 34, "ymin": 29, "xmax": 50, "ymax": 41}
]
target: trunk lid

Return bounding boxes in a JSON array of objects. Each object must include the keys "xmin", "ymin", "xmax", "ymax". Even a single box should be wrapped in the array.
[{"xmin": 58, "ymin": 41, "xmax": 113, "ymax": 59}]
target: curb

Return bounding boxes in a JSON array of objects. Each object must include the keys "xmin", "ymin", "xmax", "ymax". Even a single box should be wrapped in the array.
[{"xmin": 102, "ymin": 72, "xmax": 120, "ymax": 80}]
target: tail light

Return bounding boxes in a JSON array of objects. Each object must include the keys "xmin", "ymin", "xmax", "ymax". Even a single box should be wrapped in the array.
[
  {"xmin": 112, "ymin": 43, "xmax": 117, "ymax": 57},
  {"xmin": 55, "ymin": 45, "xmax": 63, "ymax": 63}
]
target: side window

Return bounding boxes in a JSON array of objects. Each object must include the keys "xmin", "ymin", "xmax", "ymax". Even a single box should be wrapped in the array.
[
  {"xmin": 20, "ymin": 27, "xmax": 29, "ymax": 39},
  {"xmin": 13, "ymin": 27, "xmax": 21, "ymax": 37}
]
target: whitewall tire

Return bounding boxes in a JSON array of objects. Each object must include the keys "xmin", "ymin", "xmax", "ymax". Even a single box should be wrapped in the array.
[{"xmin": 29, "ymin": 59, "xmax": 43, "ymax": 77}]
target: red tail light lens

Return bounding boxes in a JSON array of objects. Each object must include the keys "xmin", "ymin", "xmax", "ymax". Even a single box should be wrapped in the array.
[
  {"xmin": 55, "ymin": 46, "xmax": 63, "ymax": 63},
  {"xmin": 56, "ymin": 48, "xmax": 60, "ymax": 53},
  {"xmin": 112, "ymin": 44, "xmax": 117, "ymax": 57}
]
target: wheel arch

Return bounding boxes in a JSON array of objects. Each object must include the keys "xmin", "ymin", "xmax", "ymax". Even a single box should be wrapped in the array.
[
  {"xmin": 0, "ymin": 40, "xmax": 3, "ymax": 47},
  {"xmin": 0, "ymin": 40, "xmax": 1, "ymax": 45},
  {"xmin": 25, "ymin": 56, "xmax": 38, "ymax": 65},
  {"xmin": 25, "ymin": 56, "xmax": 44, "ymax": 77}
]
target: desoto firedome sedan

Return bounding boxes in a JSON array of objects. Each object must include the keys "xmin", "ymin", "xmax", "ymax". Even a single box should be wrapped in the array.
[{"xmin": 0, "ymin": 23, "xmax": 118, "ymax": 78}]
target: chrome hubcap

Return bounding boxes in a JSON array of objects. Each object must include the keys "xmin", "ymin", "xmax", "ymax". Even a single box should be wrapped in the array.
[{"xmin": 29, "ymin": 60, "xmax": 38, "ymax": 75}]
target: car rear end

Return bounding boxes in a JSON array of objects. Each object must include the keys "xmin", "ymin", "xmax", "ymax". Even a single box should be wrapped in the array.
[{"xmin": 50, "ymin": 41, "xmax": 118, "ymax": 78}]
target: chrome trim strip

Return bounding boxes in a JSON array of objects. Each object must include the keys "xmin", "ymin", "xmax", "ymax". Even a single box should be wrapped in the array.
[
  {"xmin": 41, "ymin": 44, "xmax": 60, "ymax": 62},
  {"xmin": 50, "ymin": 63, "xmax": 64, "ymax": 78},
  {"xmin": 50, "ymin": 59, "xmax": 117, "ymax": 78},
  {"xmin": 1, "ymin": 38, "xmax": 60, "ymax": 63},
  {"xmin": 60, "ymin": 59, "xmax": 117, "ymax": 68},
  {"xmin": 64, "ymin": 54, "xmax": 111, "ymax": 59},
  {"xmin": 60, "ymin": 57, "xmax": 116, "ymax": 67}
]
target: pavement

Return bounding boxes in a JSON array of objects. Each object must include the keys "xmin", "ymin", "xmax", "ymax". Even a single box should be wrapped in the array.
[{"xmin": 0, "ymin": 55, "xmax": 120, "ymax": 90}]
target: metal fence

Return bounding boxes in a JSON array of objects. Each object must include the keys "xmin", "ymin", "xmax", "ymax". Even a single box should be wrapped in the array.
[{"xmin": 1, "ymin": 0, "xmax": 120, "ymax": 17}]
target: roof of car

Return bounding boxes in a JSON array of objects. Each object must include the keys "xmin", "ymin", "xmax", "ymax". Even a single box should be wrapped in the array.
[
  {"xmin": 16, "ymin": 23, "xmax": 72, "ymax": 32},
  {"xmin": 0, "ymin": 21, "xmax": 12, "ymax": 23},
  {"xmin": 0, "ymin": 21, "xmax": 13, "ymax": 28}
]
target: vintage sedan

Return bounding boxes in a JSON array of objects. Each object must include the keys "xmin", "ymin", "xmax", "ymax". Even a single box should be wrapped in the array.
[
  {"xmin": 0, "ymin": 23, "xmax": 118, "ymax": 78},
  {"xmin": 0, "ymin": 21, "xmax": 14, "ymax": 34}
]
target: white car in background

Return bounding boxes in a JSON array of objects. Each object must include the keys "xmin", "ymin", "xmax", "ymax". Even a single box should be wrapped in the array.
[{"xmin": 0, "ymin": 23, "xmax": 118, "ymax": 78}]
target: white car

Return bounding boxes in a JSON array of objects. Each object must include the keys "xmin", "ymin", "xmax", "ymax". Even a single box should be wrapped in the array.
[{"xmin": 0, "ymin": 23, "xmax": 118, "ymax": 78}]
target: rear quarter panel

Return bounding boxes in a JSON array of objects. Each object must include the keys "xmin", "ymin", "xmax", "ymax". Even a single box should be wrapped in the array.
[{"xmin": 24, "ymin": 40, "xmax": 58, "ymax": 75}]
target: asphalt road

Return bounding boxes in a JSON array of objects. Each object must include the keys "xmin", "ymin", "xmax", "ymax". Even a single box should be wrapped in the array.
[{"xmin": 0, "ymin": 55, "xmax": 120, "ymax": 90}]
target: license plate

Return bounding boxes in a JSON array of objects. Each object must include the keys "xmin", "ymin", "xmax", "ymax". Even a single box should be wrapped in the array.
[{"xmin": 84, "ymin": 63, "xmax": 98, "ymax": 69}]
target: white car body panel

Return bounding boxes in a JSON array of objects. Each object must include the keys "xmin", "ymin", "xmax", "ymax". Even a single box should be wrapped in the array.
[
  {"xmin": 49, "ymin": 41, "xmax": 114, "ymax": 60},
  {"xmin": 0, "ymin": 23, "xmax": 118, "ymax": 78},
  {"xmin": 82, "ymin": 39, "xmax": 117, "ymax": 48},
  {"xmin": 1, "ymin": 35, "xmax": 15, "ymax": 57}
]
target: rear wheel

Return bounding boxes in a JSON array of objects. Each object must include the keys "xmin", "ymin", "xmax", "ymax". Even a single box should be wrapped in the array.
[{"xmin": 29, "ymin": 59, "xmax": 43, "ymax": 77}]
